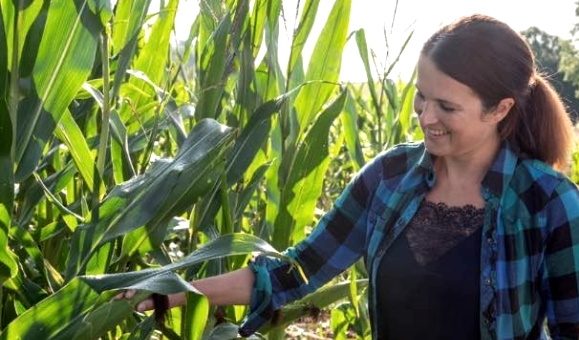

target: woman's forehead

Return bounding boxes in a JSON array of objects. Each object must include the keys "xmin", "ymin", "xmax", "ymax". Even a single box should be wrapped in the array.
[{"xmin": 416, "ymin": 55, "xmax": 480, "ymax": 101}]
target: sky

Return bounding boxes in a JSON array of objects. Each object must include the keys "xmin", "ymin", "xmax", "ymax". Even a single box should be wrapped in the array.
[{"xmin": 172, "ymin": 0, "xmax": 578, "ymax": 82}]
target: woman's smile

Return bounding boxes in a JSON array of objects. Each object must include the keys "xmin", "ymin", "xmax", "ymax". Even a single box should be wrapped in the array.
[{"xmin": 425, "ymin": 128, "xmax": 450, "ymax": 138}]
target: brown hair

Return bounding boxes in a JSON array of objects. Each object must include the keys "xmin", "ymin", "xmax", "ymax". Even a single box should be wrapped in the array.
[{"xmin": 421, "ymin": 14, "xmax": 574, "ymax": 170}]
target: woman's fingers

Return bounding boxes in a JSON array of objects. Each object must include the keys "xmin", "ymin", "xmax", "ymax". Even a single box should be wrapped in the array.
[
  {"xmin": 112, "ymin": 290, "xmax": 187, "ymax": 312},
  {"xmin": 113, "ymin": 289, "xmax": 136, "ymax": 300},
  {"xmin": 136, "ymin": 298, "xmax": 154, "ymax": 312}
]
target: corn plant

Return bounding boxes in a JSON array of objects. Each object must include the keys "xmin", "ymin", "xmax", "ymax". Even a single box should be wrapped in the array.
[
  {"xmin": 0, "ymin": 0, "xmax": 428, "ymax": 339},
  {"xmin": 0, "ymin": 0, "xmax": 348, "ymax": 338}
]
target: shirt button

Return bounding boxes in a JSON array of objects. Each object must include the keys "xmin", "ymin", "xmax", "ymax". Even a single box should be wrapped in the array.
[
  {"xmin": 485, "ymin": 277, "xmax": 492, "ymax": 285},
  {"xmin": 487, "ymin": 237, "xmax": 493, "ymax": 244}
]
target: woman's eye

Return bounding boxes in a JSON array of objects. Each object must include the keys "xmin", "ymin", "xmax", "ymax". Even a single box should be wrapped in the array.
[
  {"xmin": 439, "ymin": 104, "xmax": 455, "ymax": 112},
  {"xmin": 414, "ymin": 92, "xmax": 424, "ymax": 115}
]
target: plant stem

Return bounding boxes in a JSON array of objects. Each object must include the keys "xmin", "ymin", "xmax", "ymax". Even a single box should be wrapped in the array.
[
  {"xmin": 9, "ymin": 1, "xmax": 22, "ymax": 165},
  {"xmin": 219, "ymin": 176, "xmax": 233, "ymax": 236},
  {"xmin": 92, "ymin": 29, "xmax": 112, "ymax": 215}
]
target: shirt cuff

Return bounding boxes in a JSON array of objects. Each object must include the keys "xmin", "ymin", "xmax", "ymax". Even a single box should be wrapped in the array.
[{"xmin": 238, "ymin": 255, "xmax": 275, "ymax": 337}]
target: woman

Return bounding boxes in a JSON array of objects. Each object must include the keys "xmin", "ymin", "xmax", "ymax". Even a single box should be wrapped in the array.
[{"xmin": 120, "ymin": 15, "xmax": 579, "ymax": 339}]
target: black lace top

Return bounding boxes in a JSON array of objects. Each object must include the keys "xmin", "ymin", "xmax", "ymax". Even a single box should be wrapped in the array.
[{"xmin": 376, "ymin": 200, "xmax": 485, "ymax": 339}]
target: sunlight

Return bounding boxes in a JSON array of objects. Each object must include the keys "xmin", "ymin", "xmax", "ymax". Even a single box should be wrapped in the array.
[{"xmin": 172, "ymin": 0, "xmax": 577, "ymax": 81}]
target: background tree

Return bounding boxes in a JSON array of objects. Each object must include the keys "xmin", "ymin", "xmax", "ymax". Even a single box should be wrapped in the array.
[
  {"xmin": 559, "ymin": 1, "xmax": 579, "ymax": 106},
  {"xmin": 522, "ymin": 27, "xmax": 579, "ymax": 121}
]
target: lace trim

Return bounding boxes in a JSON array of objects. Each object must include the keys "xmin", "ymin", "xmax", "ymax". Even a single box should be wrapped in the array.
[{"xmin": 405, "ymin": 200, "xmax": 485, "ymax": 266}]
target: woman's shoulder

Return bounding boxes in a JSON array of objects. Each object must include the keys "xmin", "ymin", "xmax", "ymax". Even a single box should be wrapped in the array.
[
  {"xmin": 513, "ymin": 158, "xmax": 578, "ymax": 204},
  {"xmin": 371, "ymin": 142, "xmax": 426, "ymax": 171},
  {"xmin": 355, "ymin": 142, "xmax": 426, "ymax": 187}
]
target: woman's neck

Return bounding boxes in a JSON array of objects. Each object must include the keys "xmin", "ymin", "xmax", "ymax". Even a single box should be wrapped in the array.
[
  {"xmin": 427, "ymin": 139, "xmax": 501, "ymax": 208},
  {"xmin": 434, "ymin": 139, "xmax": 501, "ymax": 186}
]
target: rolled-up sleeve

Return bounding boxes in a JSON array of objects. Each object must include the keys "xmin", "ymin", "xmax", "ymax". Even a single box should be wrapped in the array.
[{"xmin": 238, "ymin": 152, "xmax": 386, "ymax": 336}]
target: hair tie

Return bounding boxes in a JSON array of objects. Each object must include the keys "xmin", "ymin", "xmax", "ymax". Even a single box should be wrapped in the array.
[{"xmin": 528, "ymin": 77, "xmax": 538, "ymax": 91}]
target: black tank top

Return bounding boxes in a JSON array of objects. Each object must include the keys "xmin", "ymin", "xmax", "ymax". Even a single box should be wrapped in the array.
[{"xmin": 376, "ymin": 200, "xmax": 484, "ymax": 340}]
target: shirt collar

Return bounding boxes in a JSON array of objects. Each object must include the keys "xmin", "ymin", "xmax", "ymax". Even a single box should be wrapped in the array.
[
  {"xmin": 481, "ymin": 141, "xmax": 519, "ymax": 199},
  {"xmin": 414, "ymin": 141, "xmax": 519, "ymax": 199}
]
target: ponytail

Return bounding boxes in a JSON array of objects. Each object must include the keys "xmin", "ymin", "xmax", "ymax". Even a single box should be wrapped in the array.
[
  {"xmin": 504, "ymin": 75, "xmax": 574, "ymax": 171},
  {"xmin": 421, "ymin": 15, "xmax": 575, "ymax": 171}
]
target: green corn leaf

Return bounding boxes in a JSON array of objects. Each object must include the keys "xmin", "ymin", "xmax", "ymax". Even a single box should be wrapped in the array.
[
  {"xmin": 65, "ymin": 119, "xmax": 234, "ymax": 273},
  {"xmin": 54, "ymin": 109, "xmax": 95, "ymax": 192},
  {"xmin": 287, "ymin": 0, "xmax": 321, "ymax": 73},
  {"xmin": 2, "ymin": 233, "xmax": 283, "ymax": 339},
  {"xmin": 0, "ymin": 0, "xmax": 44, "ymax": 69},
  {"xmin": 226, "ymin": 89, "xmax": 299, "ymax": 185},
  {"xmin": 195, "ymin": 13, "xmax": 231, "ymax": 120},
  {"xmin": 330, "ymin": 303, "xmax": 356, "ymax": 340},
  {"xmin": 262, "ymin": 279, "xmax": 369, "ymax": 333},
  {"xmin": 118, "ymin": 0, "xmax": 177, "ymax": 131},
  {"xmin": 396, "ymin": 70, "xmax": 418, "ymax": 141},
  {"xmin": 248, "ymin": 0, "xmax": 268, "ymax": 57},
  {"xmin": 15, "ymin": 0, "xmax": 101, "ymax": 181},
  {"xmin": 111, "ymin": 0, "xmax": 152, "ymax": 101},
  {"xmin": 383, "ymin": 29, "xmax": 414, "ymax": 79},
  {"xmin": 272, "ymin": 89, "xmax": 347, "ymax": 250},
  {"xmin": 193, "ymin": 86, "xmax": 303, "ymax": 233},
  {"xmin": 0, "ymin": 277, "xmax": 101, "ymax": 340},
  {"xmin": 87, "ymin": 0, "xmax": 114, "ymax": 25},
  {"xmin": 355, "ymin": 29, "xmax": 383, "ymax": 121},
  {"xmin": 0, "ymin": 3, "xmax": 18, "ymax": 285},
  {"xmin": 82, "ymin": 233, "xmax": 285, "ymax": 294},
  {"xmin": 234, "ymin": 163, "xmax": 270, "ymax": 221},
  {"xmin": 293, "ymin": 0, "xmax": 351, "ymax": 132},
  {"xmin": 109, "ymin": 109, "xmax": 136, "ymax": 183},
  {"xmin": 182, "ymin": 291, "xmax": 210, "ymax": 340},
  {"xmin": 119, "ymin": 119, "xmax": 235, "ymax": 257},
  {"xmin": 342, "ymin": 90, "xmax": 365, "ymax": 170},
  {"xmin": 112, "ymin": 0, "xmax": 151, "ymax": 55}
]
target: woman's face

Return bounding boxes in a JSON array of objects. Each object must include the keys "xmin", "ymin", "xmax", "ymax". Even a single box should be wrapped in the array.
[{"xmin": 414, "ymin": 55, "xmax": 502, "ymax": 162}]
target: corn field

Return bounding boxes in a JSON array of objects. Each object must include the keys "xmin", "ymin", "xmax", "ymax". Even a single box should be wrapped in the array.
[{"xmin": 0, "ymin": 0, "xmax": 576, "ymax": 339}]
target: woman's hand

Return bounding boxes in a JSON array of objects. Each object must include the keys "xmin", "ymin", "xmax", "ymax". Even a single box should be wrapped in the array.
[
  {"xmin": 113, "ymin": 268, "xmax": 254, "ymax": 311},
  {"xmin": 114, "ymin": 290, "xmax": 186, "ymax": 312}
]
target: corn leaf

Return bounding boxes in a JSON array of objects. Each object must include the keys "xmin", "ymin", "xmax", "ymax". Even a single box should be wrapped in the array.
[
  {"xmin": 118, "ymin": 119, "xmax": 235, "ymax": 257},
  {"xmin": 111, "ymin": 0, "xmax": 152, "ymax": 101},
  {"xmin": 272, "ymin": 89, "xmax": 347, "ymax": 249},
  {"xmin": 82, "ymin": 233, "xmax": 284, "ymax": 293},
  {"xmin": 54, "ymin": 109, "xmax": 95, "ymax": 192},
  {"xmin": 287, "ymin": 0, "xmax": 320, "ymax": 72},
  {"xmin": 226, "ymin": 90, "xmax": 298, "ymax": 185},
  {"xmin": 65, "ymin": 119, "xmax": 234, "ymax": 273},
  {"xmin": 15, "ymin": 0, "xmax": 101, "ymax": 181},
  {"xmin": 293, "ymin": 0, "xmax": 351, "ymax": 132},
  {"xmin": 0, "ymin": 0, "xmax": 44, "ymax": 69},
  {"xmin": 0, "ymin": 4, "xmax": 18, "ymax": 285},
  {"xmin": 342, "ymin": 90, "xmax": 365, "ymax": 170},
  {"xmin": 182, "ymin": 293, "xmax": 210, "ymax": 340},
  {"xmin": 118, "ymin": 0, "xmax": 177, "ymax": 131},
  {"xmin": 195, "ymin": 13, "xmax": 230, "ymax": 120},
  {"xmin": 262, "ymin": 279, "xmax": 369, "ymax": 333},
  {"xmin": 355, "ymin": 29, "xmax": 383, "ymax": 120},
  {"xmin": 3, "ymin": 233, "xmax": 282, "ymax": 339}
]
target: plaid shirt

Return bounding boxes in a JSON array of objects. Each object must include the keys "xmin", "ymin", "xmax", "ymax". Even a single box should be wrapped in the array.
[{"xmin": 239, "ymin": 142, "xmax": 579, "ymax": 340}]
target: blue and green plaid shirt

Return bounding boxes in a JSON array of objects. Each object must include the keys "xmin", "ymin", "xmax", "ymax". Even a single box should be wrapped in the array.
[{"xmin": 239, "ymin": 141, "xmax": 579, "ymax": 339}]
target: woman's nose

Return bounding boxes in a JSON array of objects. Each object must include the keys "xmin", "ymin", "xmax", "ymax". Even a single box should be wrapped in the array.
[{"xmin": 419, "ymin": 101, "xmax": 437, "ymax": 124}]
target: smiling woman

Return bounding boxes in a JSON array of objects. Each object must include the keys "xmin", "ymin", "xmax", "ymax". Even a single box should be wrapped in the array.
[
  {"xmin": 414, "ymin": 56, "xmax": 510, "ymax": 183},
  {"xmin": 120, "ymin": 14, "xmax": 579, "ymax": 340}
]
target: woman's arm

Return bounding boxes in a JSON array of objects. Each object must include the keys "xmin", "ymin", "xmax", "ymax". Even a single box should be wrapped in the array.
[
  {"xmin": 118, "ymin": 267, "xmax": 255, "ymax": 311},
  {"xmin": 544, "ymin": 179, "xmax": 579, "ymax": 339}
]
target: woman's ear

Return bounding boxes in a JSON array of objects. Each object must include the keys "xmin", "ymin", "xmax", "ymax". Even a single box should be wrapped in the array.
[{"xmin": 489, "ymin": 98, "xmax": 515, "ymax": 123}]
